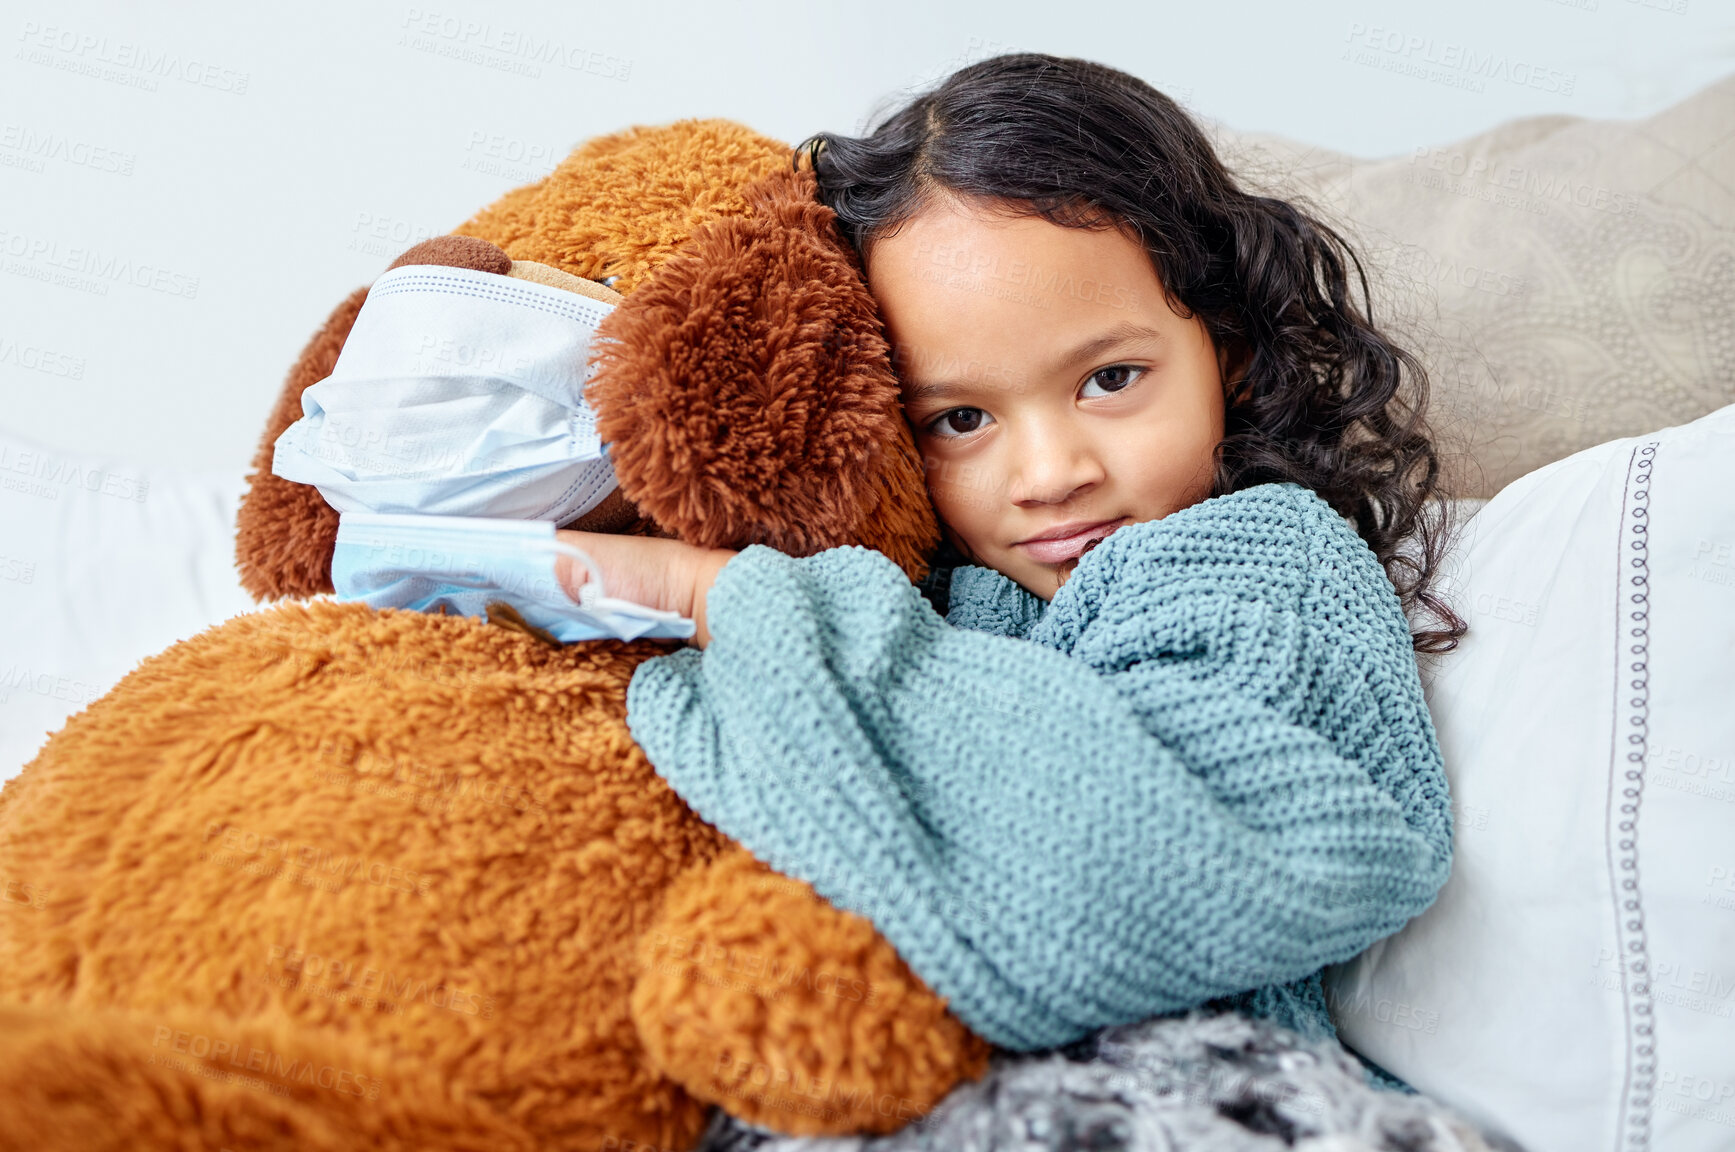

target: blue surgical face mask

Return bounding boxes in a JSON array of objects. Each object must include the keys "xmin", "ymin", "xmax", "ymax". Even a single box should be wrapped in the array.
[
  {"xmin": 270, "ymin": 263, "xmax": 620, "ymax": 524},
  {"xmin": 330, "ymin": 512, "xmax": 695, "ymax": 644}
]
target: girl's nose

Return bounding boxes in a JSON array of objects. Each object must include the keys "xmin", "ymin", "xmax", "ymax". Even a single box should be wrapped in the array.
[{"xmin": 1006, "ymin": 419, "xmax": 1106, "ymax": 506}]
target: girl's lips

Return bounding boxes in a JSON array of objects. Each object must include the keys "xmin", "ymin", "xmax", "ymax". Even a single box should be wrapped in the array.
[{"xmin": 1014, "ymin": 518, "xmax": 1130, "ymax": 564}]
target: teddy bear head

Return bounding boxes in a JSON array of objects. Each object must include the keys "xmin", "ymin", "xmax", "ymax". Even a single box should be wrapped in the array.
[{"xmin": 235, "ymin": 118, "xmax": 939, "ymax": 601}]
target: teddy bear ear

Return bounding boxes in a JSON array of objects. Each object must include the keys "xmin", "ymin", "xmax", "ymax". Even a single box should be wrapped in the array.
[{"xmin": 586, "ymin": 166, "xmax": 940, "ymax": 582}]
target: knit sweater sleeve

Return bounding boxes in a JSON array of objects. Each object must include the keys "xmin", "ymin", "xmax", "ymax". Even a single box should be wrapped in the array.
[{"xmin": 624, "ymin": 482, "xmax": 1452, "ymax": 1051}]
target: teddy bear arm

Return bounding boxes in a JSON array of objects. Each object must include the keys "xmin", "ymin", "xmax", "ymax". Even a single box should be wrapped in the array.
[{"xmin": 629, "ymin": 845, "xmax": 989, "ymax": 1138}]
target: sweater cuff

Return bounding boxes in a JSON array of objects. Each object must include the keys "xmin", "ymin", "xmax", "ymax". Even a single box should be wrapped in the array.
[
  {"xmin": 623, "ymin": 636, "xmax": 706, "ymax": 793},
  {"xmin": 624, "ymin": 543, "xmax": 878, "ymax": 815}
]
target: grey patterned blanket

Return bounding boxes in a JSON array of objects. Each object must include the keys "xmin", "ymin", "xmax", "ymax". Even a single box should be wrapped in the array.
[{"xmin": 693, "ymin": 1010, "xmax": 1523, "ymax": 1152}]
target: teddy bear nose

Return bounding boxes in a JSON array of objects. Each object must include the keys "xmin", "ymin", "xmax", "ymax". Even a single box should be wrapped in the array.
[{"xmin": 386, "ymin": 234, "xmax": 513, "ymax": 275}]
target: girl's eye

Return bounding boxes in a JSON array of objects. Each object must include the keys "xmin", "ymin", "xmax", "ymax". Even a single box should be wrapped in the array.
[
  {"xmin": 1080, "ymin": 364, "xmax": 1146, "ymax": 398},
  {"xmin": 921, "ymin": 367, "xmax": 1145, "ymax": 438},
  {"xmin": 926, "ymin": 407, "xmax": 992, "ymax": 439}
]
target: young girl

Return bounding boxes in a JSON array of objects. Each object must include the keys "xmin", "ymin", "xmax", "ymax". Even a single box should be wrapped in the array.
[{"xmin": 555, "ymin": 52, "xmax": 1467, "ymax": 1084}]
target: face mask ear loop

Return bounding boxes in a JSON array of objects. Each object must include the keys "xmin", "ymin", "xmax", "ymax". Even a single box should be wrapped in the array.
[{"xmin": 546, "ymin": 538, "xmax": 608, "ymax": 608}]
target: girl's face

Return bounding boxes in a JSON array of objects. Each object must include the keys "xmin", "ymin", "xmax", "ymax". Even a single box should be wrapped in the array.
[{"xmin": 865, "ymin": 193, "xmax": 1241, "ymax": 600}]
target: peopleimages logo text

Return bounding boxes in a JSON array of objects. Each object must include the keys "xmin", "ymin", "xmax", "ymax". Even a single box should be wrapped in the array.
[
  {"xmin": 1344, "ymin": 23, "xmax": 1577, "ymax": 94},
  {"xmin": 15, "ymin": 22, "xmax": 250, "ymax": 94},
  {"xmin": 0, "ymin": 228, "xmax": 199, "ymax": 299},
  {"xmin": 399, "ymin": 9, "xmax": 632, "ymax": 80}
]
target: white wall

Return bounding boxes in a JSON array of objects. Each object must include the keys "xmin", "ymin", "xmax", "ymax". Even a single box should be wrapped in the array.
[
  {"xmin": 1, "ymin": 0, "xmax": 1730, "ymax": 774},
  {"xmin": 3, "ymin": 0, "xmax": 1730, "ymax": 473}
]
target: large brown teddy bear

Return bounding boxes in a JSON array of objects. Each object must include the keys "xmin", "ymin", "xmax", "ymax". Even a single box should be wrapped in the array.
[{"xmin": 0, "ymin": 119, "xmax": 990, "ymax": 1152}]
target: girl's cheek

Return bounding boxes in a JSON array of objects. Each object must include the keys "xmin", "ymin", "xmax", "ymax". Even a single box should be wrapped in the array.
[
  {"xmin": 921, "ymin": 451, "xmax": 966, "ymax": 496},
  {"xmin": 928, "ymin": 473, "xmax": 999, "ymax": 529}
]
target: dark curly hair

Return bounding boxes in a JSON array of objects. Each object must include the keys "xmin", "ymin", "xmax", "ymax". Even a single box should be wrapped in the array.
[{"xmin": 795, "ymin": 52, "xmax": 1469, "ymax": 654}]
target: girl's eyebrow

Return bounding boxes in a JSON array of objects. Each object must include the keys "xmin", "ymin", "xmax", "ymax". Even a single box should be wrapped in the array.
[
  {"xmin": 903, "ymin": 322, "xmax": 1166, "ymax": 405},
  {"xmin": 1052, "ymin": 321, "xmax": 1166, "ymax": 372}
]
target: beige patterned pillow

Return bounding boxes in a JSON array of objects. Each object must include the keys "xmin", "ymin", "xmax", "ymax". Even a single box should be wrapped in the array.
[{"xmin": 1202, "ymin": 76, "xmax": 1735, "ymax": 499}]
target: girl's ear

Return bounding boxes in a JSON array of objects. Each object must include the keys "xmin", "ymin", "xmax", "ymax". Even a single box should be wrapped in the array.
[
  {"xmin": 1218, "ymin": 339, "xmax": 1255, "ymax": 406},
  {"xmin": 586, "ymin": 165, "xmax": 941, "ymax": 583}
]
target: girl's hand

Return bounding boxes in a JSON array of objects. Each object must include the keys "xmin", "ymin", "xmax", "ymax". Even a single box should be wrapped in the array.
[{"xmin": 552, "ymin": 530, "xmax": 737, "ymax": 649}]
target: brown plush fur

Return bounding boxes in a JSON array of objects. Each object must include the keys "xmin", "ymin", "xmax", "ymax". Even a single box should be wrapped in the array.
[
  {"xmin": 0, "ymin": 118, "xmax": 981, "ymax": 1151},
  {"xmin": 455, "ymin": 119, "xmax": 797, "ymax": 297},
  {"xmin": 588, "ymin": 167, "xmax": 936, "ymax": 573}
]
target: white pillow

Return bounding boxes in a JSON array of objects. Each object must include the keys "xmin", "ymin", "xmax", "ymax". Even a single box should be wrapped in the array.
[
  {"xmin": 1323, "ymin": 402, "xmax": 1735, "ymax": 1151},
  {"xmin": 0, "ymin": 427, "xmax": 258, "ymax": 783}
]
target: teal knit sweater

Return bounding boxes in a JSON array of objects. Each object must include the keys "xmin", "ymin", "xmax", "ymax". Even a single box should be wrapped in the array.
[{"xmin": 624, "ymin": 481, "xmax": 1452, "ymax": 1054}]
